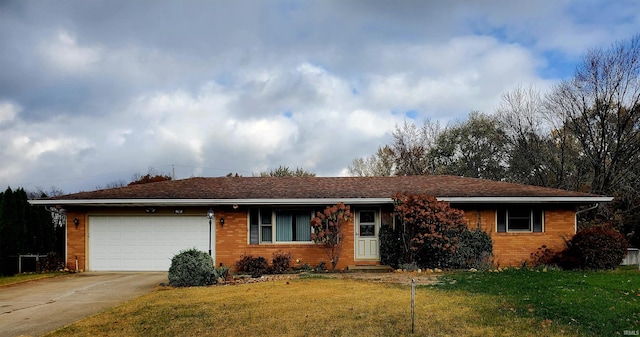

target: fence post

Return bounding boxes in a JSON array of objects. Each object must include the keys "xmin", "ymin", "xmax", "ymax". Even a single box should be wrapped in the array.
[{"xmin": 411, "ymin": 278, "xmax": 415, "ymax": 333}]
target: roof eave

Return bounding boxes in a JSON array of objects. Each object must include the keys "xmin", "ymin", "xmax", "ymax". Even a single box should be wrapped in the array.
[
  {"xmin": 441, "ymin": 196, "xmax": 614, "ymax": 203},
  {"xmin": 28, "ymin": 196, "xmax": 613, "ymax": 207}
]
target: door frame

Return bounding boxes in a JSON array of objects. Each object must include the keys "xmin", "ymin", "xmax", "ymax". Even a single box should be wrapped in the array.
[{"xmin": 354, "ymin": 208, "xmax": 381, "ymax": 261}]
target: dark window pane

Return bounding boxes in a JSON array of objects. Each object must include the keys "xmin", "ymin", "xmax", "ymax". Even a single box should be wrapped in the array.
[
  {"xmin": 533, "ymin": 209, "xmax": 543, "ymax": 232},
  {"xmin": 360, "ymin": 211, "xmax": 375, "ymax": 223},
  {"xmin": 497, "ymin": 209, "xmax": 506, "ymax": 232},
  {"xmin": 360, "ymin": 224, "xmax": 375, "ymax": 237},
  {"xmin": 508, "ymin": 208, "xmax": 531, "ymax": 231},
  {"xmin": 261, "ymin": 226, "xmax": 272, "ymax": 242},
  {"xmin": 508, "ymin": 218, "xmax": 531, "ymax": 231},
  {"xmin": 261, "ymin": 208, "xmax": 272, "ymax": 224},
  {"xmin": 249, "ymin": 209, "xmax": 259, "ymax": 244}
]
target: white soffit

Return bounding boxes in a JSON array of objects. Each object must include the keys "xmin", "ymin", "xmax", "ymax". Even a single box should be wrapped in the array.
[{"xmin": 29, "ymin": 196, "xmax": 613, "ymax": 207}]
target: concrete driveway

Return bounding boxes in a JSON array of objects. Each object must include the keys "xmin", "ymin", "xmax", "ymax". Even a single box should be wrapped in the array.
[{"xmin": 0, "ymin": 272, "xmax": 168, "ymax": 337}]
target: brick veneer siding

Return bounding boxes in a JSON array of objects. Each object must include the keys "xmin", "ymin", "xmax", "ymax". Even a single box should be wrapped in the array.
[
  {"xmin": 65, "ymin": 211, "xmax": 86, "ymax": 271},
  {"xmin": 460, "ymin": 207, "xmax": 576, "ymax": 266},
  {"xmin": 64, "ymin": 205, "xmax": 578, "ymax": 271},
  {"xmin": 215, "ymin": 209, "xmax": 369, "ymax": 271}
]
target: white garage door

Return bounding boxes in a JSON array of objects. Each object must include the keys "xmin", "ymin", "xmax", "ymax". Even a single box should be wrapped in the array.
[{"xmin": 88, "ymin": 215, "xmax": 213, "ymax": 271}]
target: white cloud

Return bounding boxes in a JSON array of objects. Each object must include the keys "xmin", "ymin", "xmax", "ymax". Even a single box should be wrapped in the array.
[
  {"xmin": 0, "ymin": 101, "xmax": 19, "ymax": 124},
  {"xmin": 39, "ymin": 30, "xmax": 101, "ymax": 72},
  {"xmin": 0, "ymin": 1, "xmax": 636, "ymax": 192},
  {"xmin": 226, "ymin": 117, "xmax": 298, "ymax": 154},
  {"xmin": 346, "ymin": 109, "xmax": 395, "ymax": 138}
]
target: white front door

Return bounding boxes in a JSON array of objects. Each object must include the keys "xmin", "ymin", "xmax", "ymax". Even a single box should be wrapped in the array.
[{"xmin": 355, "ymin": 210, "xmax": 380, "ymax": 260}]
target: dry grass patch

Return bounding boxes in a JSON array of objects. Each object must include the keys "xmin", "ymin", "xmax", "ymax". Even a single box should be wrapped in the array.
[
  {"xmin": 47, "ymin": 277, "xmax": 570, "ymax": 337},
  {"xmin": 0, "ymin": 272, "xmax": 66, "ymax": 287}
]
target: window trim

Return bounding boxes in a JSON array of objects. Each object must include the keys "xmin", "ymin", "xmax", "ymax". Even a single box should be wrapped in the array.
[
  {"xmin": 496, "ymin": 207, "xmax": 544, "ymax": 233},
  {"xmin": 249, "ymin": 208, "xmax": 315, "ymax": 244}
]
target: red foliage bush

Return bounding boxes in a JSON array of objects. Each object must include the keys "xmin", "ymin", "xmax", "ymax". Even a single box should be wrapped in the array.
[
  {"xmin": 310, "ymin": 203, "xmax": 352, "ymax": 270},
  {"xmin": 564, "ymin": 225, "xmax": 628, "ymax": 270},
  {"xmin": 271, "ymin": 251, "xmax": 292, "ymax": 274},
  {"xmin": 235, "ymin": 254, "xmax": 269, "ymax": 277},
  {"xmin": 393, "ymin": 192, "xmax": 467, "ymax": 268}
]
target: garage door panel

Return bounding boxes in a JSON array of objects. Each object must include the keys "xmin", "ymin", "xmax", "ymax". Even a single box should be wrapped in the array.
[{"xmin": 88, "ymin": 216, "xmax": 212, "ymax": 271}]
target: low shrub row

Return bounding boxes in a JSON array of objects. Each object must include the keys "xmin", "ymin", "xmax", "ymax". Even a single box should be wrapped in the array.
[
  {"xmin": 380, "ymin": 224, "xmax": 493, "ymax": 270},
  {"xmin": 235, "ymin": 251, "xmax": 323, "ymax": 277}
]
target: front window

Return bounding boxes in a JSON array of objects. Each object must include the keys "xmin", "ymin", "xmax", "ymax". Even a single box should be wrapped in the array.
[
  {"xmin": 249, "ymin": 208, "xmax": 313, "ymax": 244},
  {"xmin": 497, "ymin": 207, "xmax": 544, "ymax": 232}
]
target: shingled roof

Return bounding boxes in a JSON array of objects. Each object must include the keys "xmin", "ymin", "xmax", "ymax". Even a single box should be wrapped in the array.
[{"xmin": 30, "ymin": 175, "xmax": 612, "ymax": 206}]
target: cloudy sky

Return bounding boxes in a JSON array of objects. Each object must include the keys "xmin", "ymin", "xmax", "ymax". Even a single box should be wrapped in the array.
[{"xmin": 1, "ymin": 1, "xmax": 638, "ymax": 193}]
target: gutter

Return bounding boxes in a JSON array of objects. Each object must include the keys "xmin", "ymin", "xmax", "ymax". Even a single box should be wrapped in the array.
[
  {"xmin": 574, "ymin": 203, "xmax": 600, "ymax": 233},
  {"xmin": 29, "ymin": 196, "xmax": 614, "ymax": 207}
]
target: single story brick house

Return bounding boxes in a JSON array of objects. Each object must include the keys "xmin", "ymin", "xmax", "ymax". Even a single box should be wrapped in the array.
[{"xmin": 30, "ymin": 175, "xmax": 612, "ymax": 271}]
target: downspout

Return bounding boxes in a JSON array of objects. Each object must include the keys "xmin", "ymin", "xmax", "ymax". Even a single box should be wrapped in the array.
[{"xmin": 574, "ymin": 203, "xmax": 599, "ymax": 233}]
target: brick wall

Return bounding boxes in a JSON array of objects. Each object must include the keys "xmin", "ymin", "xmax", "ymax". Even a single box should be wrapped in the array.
[
  {"xmin": 461, "ymin": 208, "xmax": 576, "ymax": 266},
  {"xmin": 215, "ymin": 209, "xmax": 367, "ymax": 271},
  {"xmin": 64, "ymin": 205, "xmax": 578, "ymax": 271},
  {"xmin": 65, "ymin": 211, "xmax": 86, "ymax": 271}
]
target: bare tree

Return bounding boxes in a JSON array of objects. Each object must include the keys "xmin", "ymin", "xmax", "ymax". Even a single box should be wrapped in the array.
[
  {"xmin": 348, "ymin": 145, "xmax": 395, "ymax": 176},
  {"xmin": 391, "ymin": 119, "xmax": 443, "ymax": 175},
  {"xmin": 496, "ymin": 85, "xmax": 589, "ymax": 190},
  {"xmin": 547, "ymin": 35, "xmax": 640, "ymax": 198},
  {"xmin": 255, "ymin": 165, "xmax": 316, "ymax": 177},
  {"xmin": 546, "ymin": 35, "xmax": 640, "ymax": 240}
]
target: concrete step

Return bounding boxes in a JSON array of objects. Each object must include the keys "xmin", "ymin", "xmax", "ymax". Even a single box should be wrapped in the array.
[{"xmin": 347, "ymin": 265, "xmax": 394, "ymax": 273}]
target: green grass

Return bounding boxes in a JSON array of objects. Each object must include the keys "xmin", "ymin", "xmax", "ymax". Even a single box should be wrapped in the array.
[
  {"xmin": 0, "ymin": 272, "xmax": 66, "ymax": 286},
  {"xmin": 431, "ymin": 266, "xmax": 640, "ymax": 336}
]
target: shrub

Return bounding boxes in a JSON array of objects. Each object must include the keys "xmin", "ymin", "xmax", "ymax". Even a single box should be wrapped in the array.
[
  {"xmin": 235, "ymin": 254, "xmax": 269, "ymax": 277},
  {"xmin": 212, "ymin": 265, "xmax": 229, "ymax": 283},
  {"xmin": 530, "ymin": 245, "xmax": 559, "ymax": 267},
  {"xmin": 564, "ymin": 226, "xmax": 628, "ymax": 270},
  {"xmin": 40, "ymin": 252, "xmax": 65, "ymax": 272},
  {"xmin": 393, "ymin": 192, "xmax": 467, "ymax": 269},
  {"xmin": 272, "ymin": 251, "xmax": 292, "ymax": 274},
  {"xmin": 310, "ymin": 203, "xmax": 352, "ymax": 270},
  {"xmin": 168, "ymin": 248, "xmax": 215, "ymax": 287},
  {"xmin": 448, "ymin": 228, "xmax": 493, "ymax": 269},
  {"xmin": 379, "ymin": 224, "xmax": 404, "ymax": 269}
]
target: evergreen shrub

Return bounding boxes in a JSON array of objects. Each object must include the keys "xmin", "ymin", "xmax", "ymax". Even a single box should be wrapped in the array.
[
  {"xmin": 448, "ymin": 228, "xmax": 493, "ymax": 269},
  {"xmin": 168, "ymin": 248, "xmax": 215, "ymax": 287},
  {"xmin": 379, "ymin": 224, "xmax": 404, "ymax": 269}
]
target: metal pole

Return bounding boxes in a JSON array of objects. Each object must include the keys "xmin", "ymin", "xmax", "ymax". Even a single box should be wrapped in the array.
[
  {"xmin": 208, "ymin": 218, "xmax": 212, "ymax": 256},
  {"xmin": 411, "ymin": 278, "xmax": 415, "ymax": 333}
]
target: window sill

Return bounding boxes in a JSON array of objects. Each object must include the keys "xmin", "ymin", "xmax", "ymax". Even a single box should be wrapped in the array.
[
  {"xmin": 495, "ymin": 232, "xmax": 545, "ymax": 235},
  {"xmin": 253, "ymin": 242, "xmax": 316, "ymax": 246}
]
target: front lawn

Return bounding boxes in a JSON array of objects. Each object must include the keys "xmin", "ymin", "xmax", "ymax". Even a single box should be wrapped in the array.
[
  {"xmin": 44, "ymin": 268, "xmax": 640, "ymax": 337},
  {"xmin": 46, "ymin": 276, "xmax": 570, "ymax": 337},
  {"xmin": 432, "ymin": 266, "xmax": 640, "ymax": 336}
]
